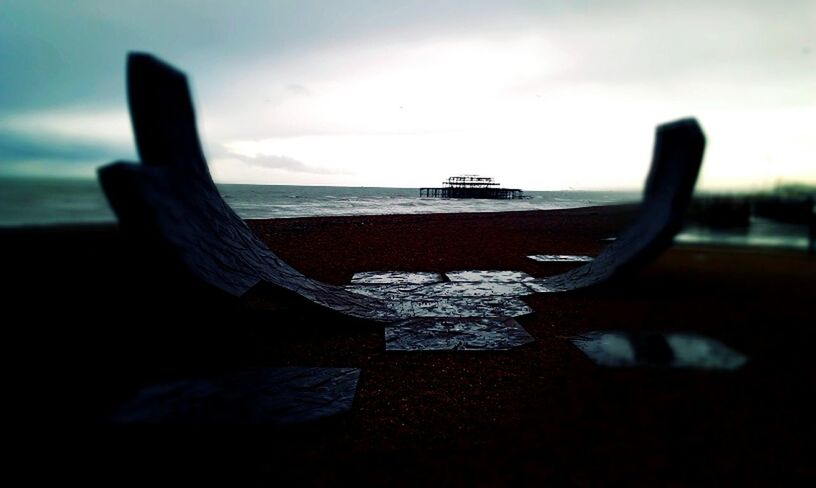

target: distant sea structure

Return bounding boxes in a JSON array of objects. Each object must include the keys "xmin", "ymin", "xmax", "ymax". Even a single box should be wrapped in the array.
[{"xmin": 420, "ymin": 175, "xmax": 524, "ymax": 199}]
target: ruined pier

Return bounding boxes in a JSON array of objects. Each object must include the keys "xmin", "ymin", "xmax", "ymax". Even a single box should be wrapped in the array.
[{"xmin": 420, "ymin": 175, "xmax": 523, "ymax": 199}]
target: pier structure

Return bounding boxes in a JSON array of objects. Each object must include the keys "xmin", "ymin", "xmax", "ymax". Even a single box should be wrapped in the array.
[{"xmin": 420, "ymin": 175, "xmax": 523, "ymax": 199}]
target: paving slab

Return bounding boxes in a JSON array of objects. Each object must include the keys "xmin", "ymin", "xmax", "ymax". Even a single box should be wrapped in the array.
[
  {"xmin": 344, "ymin": 283, "xmax": 425, "ymax": 300},
  {"xmin": 445, "ymin": 270, "xmax": 536, "ymax": 283},
  {"xmin": 350, "ymin": 271, "xmax": 444, "ymax": 285},
  {"xmin": 385, "ymin": 297, "xmax": 534, "ymax": 319},
  {"xmin": 385, "ymin": 318, "xmax": 534, "ymax": 351},
  {"xmin": 527, "ymin": 255, "xmax": 594, "ymax": 263},
  {"xmin": 399, "ymin": 281, "xmax": 535, "ymax": 298}
]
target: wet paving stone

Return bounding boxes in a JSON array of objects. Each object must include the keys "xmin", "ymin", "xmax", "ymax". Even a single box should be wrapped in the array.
[
  {"xmin": 385, "ymin": 296, "xmax": 534, "ymax": 319},
  {"xmin": 570, "ymin": 331, "xmax": 748, "ymax": 370},
  {"xmin": 385, "ymin": 318, "xmax": 535, "ymax": 351},
  {"xmin": 348, "ymin": 269, "xmax": 539, "ymax": 349},
  {"xmin": 524, "ymin": 280, "xmax": 557, "ymax": 293},
  {"xmin": 445, "ymin": 270, "xmax": 536, "ymax": 283},
  {"xmin": 527, "ymin": 254, "xmax": 594, "ymax": 262},
  {"xmin": 344, "ymin": 283, "xmax": 425, "ymax": 300},
  {"xmin": 110, "ymin": 367, "xmax": 361, "ymax": 425},
  {"xmin": 350, "ymin": 271, "xmax": 444, "ymax": 285},
  {"xmin": 395, "ymin": 281, "xmax": 535, "ymax": 298}
]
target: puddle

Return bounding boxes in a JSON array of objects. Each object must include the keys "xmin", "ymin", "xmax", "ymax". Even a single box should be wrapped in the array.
[
  {"xmin": 570, "ymin": 331, "xmax": 747, "ymax": 370},
  {"xmin": 386, "ymin": 318, "xmax": 534, "ymax": 351},
  {"xmin": 350, "ymin": 271, "xmax": 444, "ymax": 285},
  {"xmin": 527, "ymin": 255, "xmax": 594, "ymax": 263},
  {"xmin": 111, "ymin": 367, "xmax": 361, "ymax": 425}
]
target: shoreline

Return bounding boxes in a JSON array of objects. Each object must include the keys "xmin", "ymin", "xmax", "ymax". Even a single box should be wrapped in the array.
[
  {"xmin": 0, "ymin": 201, "xmax": 635, "ymax": 229},
  {"xmin": 4, "ymin": 202, "xmax": 809, "ymax": 255}
]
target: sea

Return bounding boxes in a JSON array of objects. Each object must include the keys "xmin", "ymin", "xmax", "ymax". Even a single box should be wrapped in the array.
[
  {"xmin": 1, "ymin": 177, "xmax": 810, "ymax": 251},
  {"xmin": 0, "ymin": 177, "xmax": 639, "ymax": 226}
]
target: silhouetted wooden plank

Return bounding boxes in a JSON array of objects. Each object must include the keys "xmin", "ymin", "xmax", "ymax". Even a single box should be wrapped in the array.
[
  {"xmin": 99, "ymin": 53, "xmax": 401, "ymax": 321},
  {"xmin": 536, "ymin": 119, "xmax": 706, "ymax": 291}
]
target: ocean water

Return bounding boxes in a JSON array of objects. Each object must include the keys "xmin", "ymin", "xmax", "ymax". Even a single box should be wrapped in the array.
[
  {"xmin": 2, "ymin": 177, "xmax": 810, "ymax": 251},
  {"xmin": 0, "ymin": 177, "xmax": 639, "ymax": 226},
  {"xmin": 220, "ymin": 184, "xmax": 639, "ymax": 220},
  {"xmin": 0, "ymin": 177, "xmax": 116, "ymax": 226}
]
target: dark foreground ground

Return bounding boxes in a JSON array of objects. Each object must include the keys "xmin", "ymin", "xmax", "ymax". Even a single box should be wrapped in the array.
[{"xmin": 3, "ymin": 206, "xmax": 815, "ymax": 486}]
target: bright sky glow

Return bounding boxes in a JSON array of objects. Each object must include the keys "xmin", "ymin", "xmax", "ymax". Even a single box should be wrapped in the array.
[{"xmin": 1, "ymin": 1, "xmax": 814, "ymax": 190}]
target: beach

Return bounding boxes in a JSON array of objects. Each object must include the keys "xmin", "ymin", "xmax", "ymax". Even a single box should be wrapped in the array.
[{"xmin": 4, "ymin": 205, "xmax": 815, "ymax": 485}]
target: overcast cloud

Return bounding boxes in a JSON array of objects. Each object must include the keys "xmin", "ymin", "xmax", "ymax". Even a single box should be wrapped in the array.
[
  {"xmin": 1, "ymin": 0, "xmax": 813, "ymax": 189},
  {"xmin": 232, "ymin": 153, "xmax": 347, "ymax": 175}
]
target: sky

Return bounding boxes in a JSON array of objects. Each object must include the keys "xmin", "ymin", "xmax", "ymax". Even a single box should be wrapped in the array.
[{"xmin": 0, "ymin": 0, "xmax": 813, "ymax": 191}]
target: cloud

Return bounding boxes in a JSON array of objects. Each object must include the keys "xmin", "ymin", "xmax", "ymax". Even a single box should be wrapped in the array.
[
  {"xmin": 5, "ymin": 0, "xmax": 809, "ymax": 112},
  {"xmin": 2, "ymin": 0, "xmax": 814, "ymax": 188},
  {"xmin": 0, "ymin": 131, "xmax": 113, "ymax": 162},
  {"xmin": 285, "ymin": 84, "xmax": 313, "ymax": 96},
  {"xmin": 0, "ymin": 107, "xmax": 135, "ymax": 176},
  {"xmin": 237, "ymin": 154, "xmax": 347, "ymax": 175}
]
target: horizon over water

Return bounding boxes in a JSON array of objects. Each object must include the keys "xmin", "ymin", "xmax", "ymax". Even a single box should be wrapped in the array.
[
  {"xmin": 2, "ymin": 177, "xmax": 808, "ymax": 251},
  {"xmin": 0, "ymin": 177, "xmax": 640, "ymax": 227}
]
